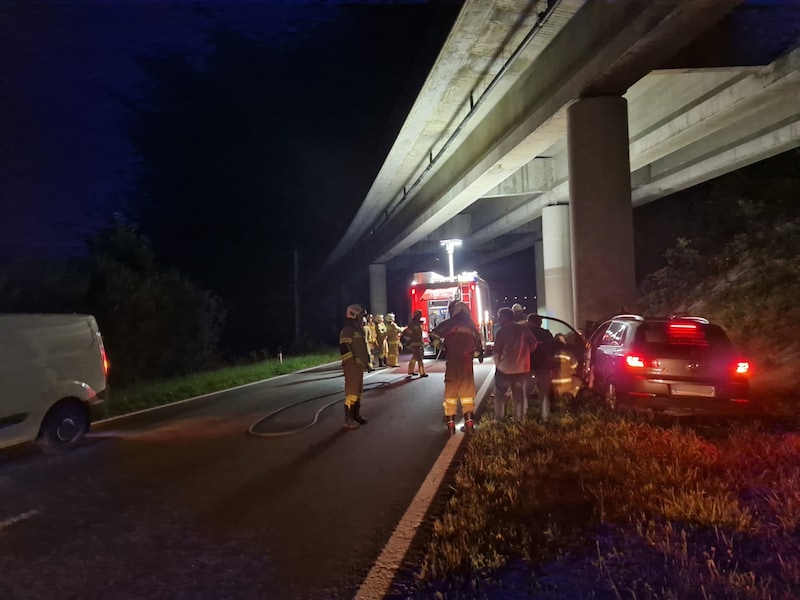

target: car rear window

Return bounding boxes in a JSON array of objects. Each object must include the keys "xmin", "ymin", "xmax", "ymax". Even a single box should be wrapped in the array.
[{"xmin": 637, "ymin": 322, "xmax": 733, "ymax": 351}]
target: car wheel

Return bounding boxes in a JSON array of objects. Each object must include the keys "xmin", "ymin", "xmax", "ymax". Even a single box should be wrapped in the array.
[
  {"xmin": 38, "ymin": 403, "xmax": 89, "ymax": 453},
  {"xmin": 604, "ymin": 383, "xmax": 618, "ymax": 411}
]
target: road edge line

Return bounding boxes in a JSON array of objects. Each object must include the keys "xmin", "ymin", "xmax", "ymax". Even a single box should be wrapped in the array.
[
  {"xmin": 95, "ymin": 361, "xmax": 342, "ymax": 426},
  {"xmin": 353, "ymin": 366, "xmax": 496, "ymax": 600}
]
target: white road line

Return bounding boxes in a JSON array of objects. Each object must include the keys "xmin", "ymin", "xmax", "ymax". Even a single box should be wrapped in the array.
[
  {"xmin": 0, "ymin": 509, "xmax": 40, "ymax": 532},
  {"xmin": 96, "ymin": 361, "xmax": 342, "ymax": 425},
  {"xmin": 353, "ymin": 367, "xmax": 496, "ymax": 600}
]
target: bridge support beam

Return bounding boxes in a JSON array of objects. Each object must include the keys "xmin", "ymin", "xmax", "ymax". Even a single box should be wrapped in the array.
[
  {"xmin": 567, "ymin": 96, "xmax": 637, "ymax": 331},
  {"xmin": 541, "ymin": 204, "xmax": 573, "ymax": 323},
  {"xmin": 368, "ymin": 263, "xmax": 388, "ymax": 317}
]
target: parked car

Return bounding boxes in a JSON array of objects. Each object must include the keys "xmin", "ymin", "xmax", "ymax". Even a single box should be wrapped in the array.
[
  {"xmin": 0, "ymin": 314, "xmax": 109, "ymax": 452},
  {"xmin": 583, "ymin": 314, "xmax": 750, "ymax": 413}
]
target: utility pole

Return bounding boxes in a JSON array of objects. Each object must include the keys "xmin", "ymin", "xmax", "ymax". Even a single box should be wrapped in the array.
[{"xmin": 294, "ymin": 249, "xmax": 301, "ymax": 345}]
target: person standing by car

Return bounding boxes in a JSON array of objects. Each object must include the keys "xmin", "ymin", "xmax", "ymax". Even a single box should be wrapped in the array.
[
  {"xmin": 340, "ymin": 304, "xmax": 371, "ymax": 429},
  {"xmin": 527, "ymin": 313, "xmax": 555, "ymax": 422},
  {"xmin": 429, "ymin": 301, "xmax": 484, "ymax": 434},
  {"xmin": 494, "ymin": 307, "xmax": 538, "ymax": 422},
  {"xmin": 405, "ymin": 309, "xmax": 428, "ymax": 378},
  {"xmin": 552, "ymin": 333, "xmax": 580, "ymax": 398}
]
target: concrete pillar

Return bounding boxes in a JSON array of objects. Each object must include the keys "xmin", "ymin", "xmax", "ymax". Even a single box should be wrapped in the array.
[
  {"xmin": 534, "ymin": 238, "xmax": 545, "ymax": 313},
  {"xmin": 567, "ymin": 96, "xmax": 636, "ymax": 332},
  {"xmin": 541, "ymin": 204, "xmax": 574, "ymax": 323},
  {"xmin": 368, "ymin": 263, "xmax": 388, "ymax": 316}
]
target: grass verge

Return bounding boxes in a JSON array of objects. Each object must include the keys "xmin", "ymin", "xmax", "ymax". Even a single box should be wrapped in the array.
[
  {"xmin": 393, "ymin": 393, "xmax": 800, "ymax": 599},
  {"xmin": 106, "ymin": 351, "xmax": 339, "ymax": 417}
]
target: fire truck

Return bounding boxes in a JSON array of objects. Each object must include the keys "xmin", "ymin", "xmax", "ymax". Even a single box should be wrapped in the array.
[{"xmin": 408, "ymin": 271, "xmax": 494, "ymax": 356}]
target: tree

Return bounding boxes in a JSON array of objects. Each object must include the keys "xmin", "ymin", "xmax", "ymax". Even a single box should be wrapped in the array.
[
  {"xmin": 85, "ymin": 218, "xmax": 226, "ymax": 384},
  {"xmin": 637, "ymin": 149, "xmax": 800, "ymax": 364},
  {"xmin": 120, "ymin": 4, "xmax": 461, "ymax": 355}
]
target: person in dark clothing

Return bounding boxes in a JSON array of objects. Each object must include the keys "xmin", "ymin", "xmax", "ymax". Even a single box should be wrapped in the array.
[
  {"xmin": 405, "ymin": 309, "xmax": 427, "ymax": 377},
  {"xmin": 494, "ymin": 307, "xmax": 538, "ymax": 421},
  {"xmin": 527, "ymin": 313, "xmax": 555, "ymax": 421}
]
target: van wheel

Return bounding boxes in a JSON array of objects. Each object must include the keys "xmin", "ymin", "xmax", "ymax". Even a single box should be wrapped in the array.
[
  {"xmin": 604, "ymin": 383, "xmax": 618, "ymax": 411},
  {"xmin": 38, "ymin": 404, "xmax": 89, "ymax": 453}
]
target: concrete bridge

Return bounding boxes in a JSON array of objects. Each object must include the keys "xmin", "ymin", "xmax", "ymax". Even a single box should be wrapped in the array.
[{"xmin": 321, "ymin": 0, "xmax": 800, "ymax": 329}]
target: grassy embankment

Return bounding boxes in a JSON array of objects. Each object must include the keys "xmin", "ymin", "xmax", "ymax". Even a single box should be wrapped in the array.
[
  {"xmin": 398, "ymin": 393, "xmax": 800, "ymax": 600},
  {"xmin": 106, "ymin": 350, "xmax": 339, "ymax": 417}
]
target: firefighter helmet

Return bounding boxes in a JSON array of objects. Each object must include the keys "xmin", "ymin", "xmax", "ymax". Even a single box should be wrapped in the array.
[
  {"xmin": 450, "ymin": 301, "xmax": 468, "ymax": 317},
  {"xmin": 345, "ymin": 304, "xmax": 365, "ymax": 320},
  {"xmin": 386, "ymin": 312, "xmax": 395, "ymax": 323}
]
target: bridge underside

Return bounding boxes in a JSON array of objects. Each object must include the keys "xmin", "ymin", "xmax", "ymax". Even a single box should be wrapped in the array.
[{"xmin": 323, "ymin": 0, "xmax": 800, "ymax": 323}]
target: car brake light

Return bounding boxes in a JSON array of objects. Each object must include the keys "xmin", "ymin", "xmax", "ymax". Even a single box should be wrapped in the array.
[
  {"xmin": 734, "ymin": 361, "xmax": 750, "ymax": 375},
  {"xmin": 669, "ymin": 323, "xmax": 697, "ymax": 331},
  {"xmin": 625, "ymin": 354, "xmax": 646, "ymax": 368}
]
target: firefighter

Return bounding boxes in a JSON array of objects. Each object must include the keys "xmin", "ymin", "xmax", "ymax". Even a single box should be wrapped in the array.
[
  {"xmin": 429, "ymin": 301, "xmax": 484, "ymax": 434},
  {"xmin": 511, "ymin": 303, "xmax": 526, "ymax": 324},
  {"xmin": 339, "ymin": 303, "xmax": 371, "ymax": 429},
  {"xmin": 384, "ymin": 312, "xmax": 403, "ymax": 368},
  {"xmin": 405, "ymin": 309, "xmax": 427, "ymax": 377},
  {"xmin": 374, "ymin": 314, "xmax": 388, "ymax": 367},
  {"xmin": 552, "ymin": 333, "xmax": 580, "ymax": 398},
  {"xmin": 364, "ymin": 313, "xmax": 377, "ymax": 368}
]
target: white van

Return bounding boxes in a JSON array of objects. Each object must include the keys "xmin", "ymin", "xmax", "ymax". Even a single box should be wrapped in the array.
[{"xmin": 0, "ymin": 314, "xmax": 109, "ymax": 452}]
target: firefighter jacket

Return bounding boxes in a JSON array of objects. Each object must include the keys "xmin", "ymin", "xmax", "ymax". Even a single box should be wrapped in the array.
[
  {"xmin": 406, "ymin": 318, "xmax": 424, "ymax": 348},
  {"xmin": 430, "ymin": 313, "xmax": 483, "ymax": 361},
  {"xmin": 339, "ymin": 319, "xmax": 370, "ymax": 371},
  {"xmin": 385, "ymin": 320, "xmax": 403, "ymax": 345},
  {"xmin": 375, "ymin": 321, "xmax": 388, "ymax": 346},
  {"xmin": 365, "ymin": 321, "xmax": 377, "ymax": 350},
  {"xmin": 552, "ymin": 345, "xmax": 579, "ymax": 395}
]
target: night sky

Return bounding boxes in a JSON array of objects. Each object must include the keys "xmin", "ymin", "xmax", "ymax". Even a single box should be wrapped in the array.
[{"xmin": 0, "ymin": 0, "xmax": 460, "ymax": 261}]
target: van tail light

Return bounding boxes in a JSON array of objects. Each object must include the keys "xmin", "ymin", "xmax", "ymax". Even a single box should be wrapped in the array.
[
  {"xmin": 100, "ymin": 338, "xmax": 110, "ymax": 376},
  {"xmin": 733, "ymin": 360, "xmax": 750, "ymax": 376},
  {"xmin": 625, "ymin": 354, "xmax": 646, "ymax": 369}
]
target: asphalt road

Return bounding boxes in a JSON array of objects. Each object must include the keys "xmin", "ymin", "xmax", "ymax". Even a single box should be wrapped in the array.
[{"xmin": 0, "ymin": 358, "xmax": 496, "ymax": 600}]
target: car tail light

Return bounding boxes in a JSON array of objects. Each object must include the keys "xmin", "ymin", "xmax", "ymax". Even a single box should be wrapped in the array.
[
  {"xmin": 625, "ymin": 354, "xmax": 646, "ymax": 368},
  {"xmin": 733, "ymin": 360, "xmax": 750, "ymax": 376}
]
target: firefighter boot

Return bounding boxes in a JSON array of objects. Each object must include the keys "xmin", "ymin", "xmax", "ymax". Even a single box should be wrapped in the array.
[
  {"xmin": 445, "ymin": 415, "xmax": 456, "ymax": 435},
  {"xmin": 352, "ymin": 400, "xmax": 368, "ymax": 425},
  {"xmin": 343, "ymin": 405, "xmax": 359, "ymax": 430},
  {"xmin": 460, "ymin": 411, "xmax": 475, "ymax": 433}
]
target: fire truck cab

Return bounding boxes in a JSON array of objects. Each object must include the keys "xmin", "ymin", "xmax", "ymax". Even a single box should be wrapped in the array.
[{"xmin": 408, "ymin": 271, "xmax": 494, "ymax": 357}]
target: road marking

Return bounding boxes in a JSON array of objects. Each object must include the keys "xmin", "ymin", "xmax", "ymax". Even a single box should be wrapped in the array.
[
  {"xmin": 354, "ymin": 367, "xmax": 495, "ymax": 600},
  {"xmin": 95, "ymin": 361, "xmax": 343, "ymax": 425},
  {"xmin": 0, "ymin": 509, "xmax": 40, "ymax": 532}
]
